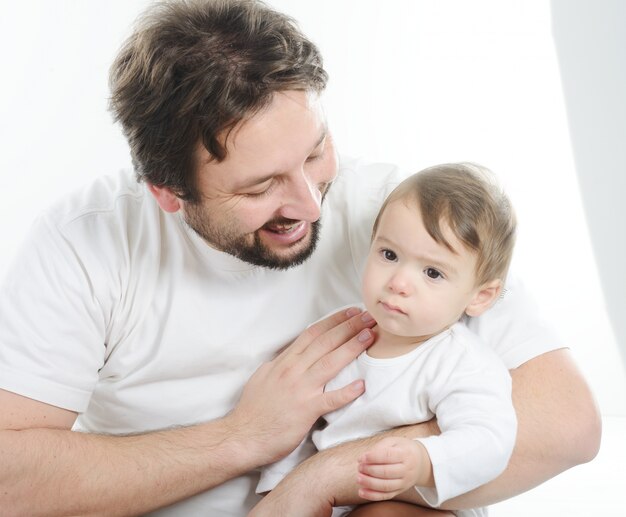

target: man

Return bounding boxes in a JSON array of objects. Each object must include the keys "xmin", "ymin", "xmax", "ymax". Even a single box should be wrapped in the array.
[{"xmin": 0, "ymin": 1, "xmax": 600, "ymax": 516}]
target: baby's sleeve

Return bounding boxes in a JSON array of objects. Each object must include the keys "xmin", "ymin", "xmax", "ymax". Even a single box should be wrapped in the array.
[{"xmin": 414, "ymin": 327, "xmax": 517, "ymax": 506}]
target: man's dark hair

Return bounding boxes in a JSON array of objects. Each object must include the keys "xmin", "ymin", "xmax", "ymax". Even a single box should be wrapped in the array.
[{"xmin": 109, "ymin": 0, "xmax": 328, "ymax": 202}]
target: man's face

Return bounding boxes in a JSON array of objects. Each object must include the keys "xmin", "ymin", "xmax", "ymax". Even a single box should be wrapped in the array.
[{"xmin": 181, "ymin": 91, "xmax": 338, "ymax": 269}]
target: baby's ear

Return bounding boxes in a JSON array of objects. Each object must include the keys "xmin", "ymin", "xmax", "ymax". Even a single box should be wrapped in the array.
[{"xmin": 465, "ymin": 279, "xmax": 503, "ymax": 317}]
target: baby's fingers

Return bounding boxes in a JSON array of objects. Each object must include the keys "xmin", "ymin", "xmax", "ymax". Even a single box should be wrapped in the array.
[
  {"xmin": 356, "ymin": 473, "xmax": 404, "ymax": 501},
  {"xmin": 359, "ymin": 444, "xmax": 405, "ymax": 465},
  {"xmin": 358, "ymin": 461, "xmax": 405, "ymax": 480}
]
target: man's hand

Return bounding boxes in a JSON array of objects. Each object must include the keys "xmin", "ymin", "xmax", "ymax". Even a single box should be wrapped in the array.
[
  {"xmin": 357, "ymin": 437, "xmax": 433, "ymax": 501},
  {"xmin": 228, "ymin": 307, "xmax": 376, "ymax": 465}
]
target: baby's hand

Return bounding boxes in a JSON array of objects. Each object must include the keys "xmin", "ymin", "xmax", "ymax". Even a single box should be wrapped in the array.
[{"xmin": 356, "ymin": 436, "xmax": 428, "ymax": 501}]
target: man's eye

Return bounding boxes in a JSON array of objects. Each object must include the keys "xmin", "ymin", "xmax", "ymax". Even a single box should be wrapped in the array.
[
  {"xmin": 245, "ymin": 189, "xmax": 269, "ymax": 197},
  {"xmin": 381, "ymin": 249, "xmax": 397, "ymax": 261},
  {"xmin": 244, "ymin": 182, "xmax": 275, "ymax": 197},
  {"xmin": 425, "ymin": 267, "xmax": 442, "ymax": 279}
]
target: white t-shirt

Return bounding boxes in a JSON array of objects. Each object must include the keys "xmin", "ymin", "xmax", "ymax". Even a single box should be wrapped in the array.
[{"xmin": 0, "ymin": 158, "xmax": 562, "ymax": 516}]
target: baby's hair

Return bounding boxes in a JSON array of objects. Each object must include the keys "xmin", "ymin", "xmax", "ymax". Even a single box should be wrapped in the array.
[{"xmin": 372, "ymin": 163, "xmax": 517, "ymax": 286}]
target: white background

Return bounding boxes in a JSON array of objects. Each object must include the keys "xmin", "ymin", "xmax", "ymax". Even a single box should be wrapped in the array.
[{"xmin": 0, "ymin": 1, "xmax": 624, "ymax": 515}]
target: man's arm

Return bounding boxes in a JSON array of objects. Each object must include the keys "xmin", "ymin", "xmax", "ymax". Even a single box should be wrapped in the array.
[
  {"xmin": 0, "ymin": 390, "xmax": 265, "ymax": 516},
  {"xmin": 0, "ymin": 308, "xmax": 376, "ymax": 517},
  {"xmin": 251, "ymin": 348, "xmax": 601, "ymax": 516}
]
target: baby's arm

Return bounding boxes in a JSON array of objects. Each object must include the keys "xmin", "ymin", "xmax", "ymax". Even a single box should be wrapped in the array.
[
  {"xmin": 409, "ymin": 335, "xmax": 517, "ymax": 507},
  {"xmin": 357, "ymin": 436, "xmax": 434, "ymax": 501},
  {"xmin": 360, "ymin": 326, "xmax": 517, "ymax": 509}
]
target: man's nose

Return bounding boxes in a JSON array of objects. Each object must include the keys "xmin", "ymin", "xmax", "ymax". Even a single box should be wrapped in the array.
[{"xmin": 279, "ymin": 172, "xmax": 323, "ymax": 222}]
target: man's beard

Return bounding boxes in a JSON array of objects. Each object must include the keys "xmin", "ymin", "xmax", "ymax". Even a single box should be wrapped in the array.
[{"xmin": 183, "ymin": 207, "xmax": 322, "ymax": 270}]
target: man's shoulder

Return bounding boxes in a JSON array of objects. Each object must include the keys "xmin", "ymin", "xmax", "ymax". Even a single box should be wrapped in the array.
[
  {"xmin": 446, "ymin": 322, "xmax": 506, "ymax": 365},
  {"xmin": 28, "ymin": 170, "xmax": 163, "ymax": 273},
  {"xmin": 334, "ymin": 156, "xmax": 406, "ymax": 191},
  {"xmin": 43, "ymin": 169, "xmax": 149, "ymax": 229},
  {"xmin": 326, "ymin": 157, "xmax": 408, "ymax": 222},
  {"xmin": 319, "ymin": 157, "xmax": 408, "ymax": 277}
]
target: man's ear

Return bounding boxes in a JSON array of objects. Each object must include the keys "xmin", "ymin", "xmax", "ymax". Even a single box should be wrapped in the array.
[
  {"xmin": 147, "ymin": 183, "xmax": 181, "ymax": 213},
  {"xmin": 465, "ymin": 279, "xmax": 503, "ymax": 317}
]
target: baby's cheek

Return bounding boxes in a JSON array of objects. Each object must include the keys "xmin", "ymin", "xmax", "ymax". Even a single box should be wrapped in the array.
[{"xmin": 412, "ymin": 305, "xmax": 448, "ymax": 334}]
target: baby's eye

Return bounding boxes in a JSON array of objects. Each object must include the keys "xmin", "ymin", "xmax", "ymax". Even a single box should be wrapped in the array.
[
  {"xmin": 380, "ymin": 248, "xmax": 397, "ymax": 262},
  {"xmin": 425, "ymin": 267, "xmax": 443, "ymax": 279}
]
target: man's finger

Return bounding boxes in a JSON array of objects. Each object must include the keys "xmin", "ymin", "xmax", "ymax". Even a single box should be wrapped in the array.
[
  {"xmin": 318, "ymin": 379, "xmax": 365, "ymax": 414},
  {"xmin": 287, "ymin": 306, "xmax": 362, "ymax": 355},
  {"xmin": 299, "ymin": 310, "xmax": 376, "ymax": 367},
  {"xmin": 308, "ymin": 327, "xmax": 374, "ymax": 386}
]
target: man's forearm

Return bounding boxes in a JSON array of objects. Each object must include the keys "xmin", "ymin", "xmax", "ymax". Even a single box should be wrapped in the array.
[
  {"xmin": 309, "ymin": 422, "xmax": 438, "ymax": 507},
  {"xmin": 251, "ymin": 420, "xmax": 439, "ymax": 516},
  {"xmin": 0, "ymin": 418, "xmax": 260, "ymax": 517}
]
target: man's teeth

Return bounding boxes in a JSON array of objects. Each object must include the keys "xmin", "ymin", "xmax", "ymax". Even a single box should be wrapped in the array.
[{"xmin": 267, "ymin": 222, "xmax": 300, "ymax": 234}]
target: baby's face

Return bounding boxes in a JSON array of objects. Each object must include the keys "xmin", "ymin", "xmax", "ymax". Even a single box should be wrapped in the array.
[{"xmin": 361, "ymin": 199, "xmax": 480, "ymax": 340}]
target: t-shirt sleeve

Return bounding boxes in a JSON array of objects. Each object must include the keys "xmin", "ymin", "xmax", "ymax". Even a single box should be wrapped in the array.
[
  {"xmin": 0, "ymin": 215, "xmax": 107, "ymax": 412},
  {"xmin": 341, "ymin": 159, "xmax": 408, "ymax": 278},
  {"xmin": 466, "ymin": 273, "xmax": 565, "ymax": 369}
]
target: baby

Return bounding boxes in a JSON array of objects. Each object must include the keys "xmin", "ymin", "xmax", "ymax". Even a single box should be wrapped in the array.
[{"xmin": 258, "ymin": 163, "xmax": 518, "ymax": 517}]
